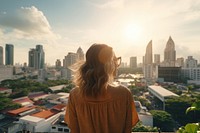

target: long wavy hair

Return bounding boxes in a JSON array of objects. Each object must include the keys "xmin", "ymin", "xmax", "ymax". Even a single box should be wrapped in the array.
[{"xmin": 73, "ymin": 44, "xmax": 116, "ymax": 97}]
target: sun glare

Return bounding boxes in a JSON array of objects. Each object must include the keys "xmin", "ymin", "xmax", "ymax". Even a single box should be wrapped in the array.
[{"xmin": 122, "ymin": 24, "xmax": 142, "ymax": 43}]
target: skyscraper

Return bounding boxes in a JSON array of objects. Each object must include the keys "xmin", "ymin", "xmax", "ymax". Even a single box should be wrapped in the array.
[
  {"xmin": 144, "ymin": 40, "xmax": 152, "ymax": 65},
  {"xmin": 130, "ymin": 56, "xmax": 137, "ymax": 68},
  {"xmin": 5, "ymin": 44, "xmax": 14, "ymax": 65},
  {"xmin": 0, "ymin": 46, "xmax": 3, "ymax": 65},
  {"xmin": 164, "ymin": 36, "xmax": 176, "ymax": 67},
  {"xmin": 55, "ymin": 59, "xmax": 61, "ymax": 68},
  {"xmin": 76, "ymin": 47, "xmax": 84, "ymax": 61},
  {"xmin": 36, "ymin": 45, "xmax": 45, "ymax": 69},
  {"xmin": 154, "ymin": 54, "xmax": 160, "ymax": 65},
  {"xmin": 28, "ymin": 45, "xmax": 45, "ymax": 69},
  {"xmin": 143, "ymin": 40, "xmax": 153, "ymax": 80}
]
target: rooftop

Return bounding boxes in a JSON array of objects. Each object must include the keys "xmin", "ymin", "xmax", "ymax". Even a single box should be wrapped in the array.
[
  {"xmin": 20, "ymin": 115, "xmax": 44, "ymax": 123},
  {"xmin": 7, "ymin": 106, "xmax": 36, "ymax": 116},
  {"xmin": 148, "ymin": 85, "xmax": 179, "ymax": 101},
  {"xmin": 31, "ymin": 109, "xmax": 59, "ymax": 119},
  {"xmin": 0, "ymin": 87, "xmax": 10, "ymax": 91},
  {"xmin": 51, "ymin": 104, "xmax": 66, "ymax": 111},
  {"xmin": 13, "ymin": 97, "xmax": 34, "ymax": 105},
  {"xmin": 49, "ymin": 85, "xmax": 67, "ymax": 92}
]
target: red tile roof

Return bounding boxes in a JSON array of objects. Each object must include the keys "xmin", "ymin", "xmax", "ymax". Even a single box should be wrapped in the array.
[
  {"xmin": 7, "ymin": 106, "xmax": 36, "ymax": 116},
  {"xmin": 31, "ymin": 109, "xmax": 59, "ymax": 119},
  {"xmin": 13, "ymin": 97, "xmax": 34, "ymax": 105},
  {"xmin": 0, "ymin": 87, "xmax": 9, "ymax": 91},
  {"xmin": 52, "ymin": 104, "xmax": 66, "ymax": 111},
  {"xmin": 28, "ymin": 93, "xmax": 47, "ymax": 99}
]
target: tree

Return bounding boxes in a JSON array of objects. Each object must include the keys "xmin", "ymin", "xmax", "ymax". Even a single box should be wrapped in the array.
[
  {"xmin": 177, "ymin": 101, "xmax": 200, "ymax": 133},
  {"xmin": 165, "ymin": 96, "xmax": 196, "ymax": 126},
  {"xmin": 132, "ymin": 122, "xmax": 158, "ymax": 132},
  {"xmin": 150, "ymin": 110, "xmax": 176, "ymax": 132}
]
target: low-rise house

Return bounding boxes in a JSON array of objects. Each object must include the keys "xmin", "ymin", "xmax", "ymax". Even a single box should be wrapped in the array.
[
  {"xmin": 7, "ymin": 106, "xmax": 38, "ymax": 117},
  {"xmin": 13, "ymin": 96, "xmax": 34, "ymax": 106},
  {"xmin": 18, "ymin": 105, "xmax": 66, "ymax": 133},
  {"xmin": 0, "ymin": 87, "xmax": 12, "ymax": 94},
  {"xmin": 134, "ymin": 101, "xmax": 153, "ymax": 127}
]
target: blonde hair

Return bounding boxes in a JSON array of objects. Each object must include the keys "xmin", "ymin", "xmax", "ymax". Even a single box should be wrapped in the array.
[{"xmin": 73, "ymin": 44, "xmax": 116, "ymax": 97}]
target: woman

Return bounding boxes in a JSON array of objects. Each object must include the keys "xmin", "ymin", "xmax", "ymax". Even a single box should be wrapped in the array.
[{"xmin": 65, "ymin": 44, "xmax": 139, "ymax": 133}]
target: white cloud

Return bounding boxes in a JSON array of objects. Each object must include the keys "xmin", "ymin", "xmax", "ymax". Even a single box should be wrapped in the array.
[
  {"xmin": 0, "ymin": 6, "xmax": 60, "ymax": 41},
  {"xmin": 87, "ymin": 0, "xmax": 125, "ymax": 9}
]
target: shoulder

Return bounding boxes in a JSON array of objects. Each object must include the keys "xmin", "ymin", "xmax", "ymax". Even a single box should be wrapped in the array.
[
  {"xmin": 69, "ymin": 87, "xmax": 81, "ymax": 98},
  {"xmin": 109, "ymin": 84, "xmax": 132, "ymax": 97}
]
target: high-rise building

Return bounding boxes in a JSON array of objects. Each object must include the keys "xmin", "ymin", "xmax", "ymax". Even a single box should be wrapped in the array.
[
  {"xmin": 63, "ymin": 52, "xmax": 78, "ymax": 68},
  {"xmin": 5, "ymin": 44, "xmax": 14, "ymax": 65},
  {"xmin": 176, "ymin": 57, "xmax": 184, "ymax": 67},
  {"xmin": 185, "ymin": 56, "xmax": 197, "ymax": 68},
  {"xmin": 28, "ymin": 45, "xmax": 45, "ymax": 69},
  {"xmin": 144, "ymin": 40, "xmax": 154, "ymax": 80},
  {"xmin": 144, "ymin": 40, "xmax": 152, "ymax": 65},
  {"xmin": 0, "ymin": 46, "xmax": 3, "ymax": 65},
  {"xmin": 130, "ymin": 56, "xmax": 137, "ymax": 68},
  {"xmin": 154, "ymin": 54, "xmax": 160, "ymax": 65},
  {"xmin": 55, "ymin": 59, "xmax": 61, "ymax": 68},
  {"xmin": 28, "ymin": 48, "xmax": 36, "ymax": 68},
  {"xmin": 164, "ymin": 36, "xmax": 176, "ymax": 67},
  {"xmin": 76, "ymin": 47, "xmax": 84, "ymax": 61},
  {"xmin": 63, "ymin": 52, "xmax": 78, "ymax": 79}
]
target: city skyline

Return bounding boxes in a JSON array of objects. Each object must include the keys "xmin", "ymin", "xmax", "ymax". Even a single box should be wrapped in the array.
[{"xmin": 0, "ymin": 0, "xmax": 200, "ymax": 65}]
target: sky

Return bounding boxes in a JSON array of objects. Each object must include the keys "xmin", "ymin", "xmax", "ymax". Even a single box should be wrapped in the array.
[{"xmin": 0, "ymin": 0, "xmax": 200, "ymax": 66}]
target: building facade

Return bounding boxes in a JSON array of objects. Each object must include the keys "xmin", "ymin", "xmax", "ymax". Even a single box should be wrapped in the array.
[
  {"xmin": 0, "ymin": 46, "xmax": 3, "ymax": 65},
  {"xmin": 5, "ymin": 44, "xmax": 14, "ymax": 65},
  {"xmin": 143, "ymin": 40, "xmax": 153, "ymax": 80},
  {"xmin": 176, "ymin": 57, "xmax": 184, "ymax": 67},
  {"xmin": 154, "ymin": 54, "xmax": 160, "ymax": 65},
  {"xmin": 55, "ymin": 59, "xmax": 61, "ymax": 68},
  {"xmin": 163, "ymin": 36, "xmax": 176, "ymax": 67},
  {"xmin": 28, "ymin": 45, "xmax": 45, "ymax": 70},
  {"xmin": 130, "ymin": 56, "xmax": 137, "ymax": 68},
  {"xmin": 156, "ymin": 66, "xmax": 181, "ymax": 83},
  {"xmin": 185, "ymin": 56, "xmax": 197, "ymax": 68}
]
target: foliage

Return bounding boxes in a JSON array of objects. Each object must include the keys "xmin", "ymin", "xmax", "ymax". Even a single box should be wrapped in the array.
[
  {"xmin": 132, "ymin": 122, "xmax": 158, "ymax": 132},
  {"xmin": 186, "ymin": 100, "xmax": 200, "ymax": 114},
  {"xmin": 177, "ymin": 101, "xmax": 200, "ymax": 133},
  {"xmin": 177, "ymin": 123, "xmax": 200, "ymax": 133},
  {"xmin": 150, "ymin": 110, "xmax": 176, "ymax": 132},
  {"xmin": 165, "ymin": 96, "xmax": 199, "ymax": 126},
  {"xmin": 0, "ymin": 79, "xmax": 71, "ymax": 98},
  {"xmin": 0, "ymin": 93, "xmax": 21, "ymax": 111}
]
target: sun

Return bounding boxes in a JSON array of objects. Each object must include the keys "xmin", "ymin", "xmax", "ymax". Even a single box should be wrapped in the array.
[{"xmin": 122, "ymin": 24, "xmax": 142, "ymax": 43}]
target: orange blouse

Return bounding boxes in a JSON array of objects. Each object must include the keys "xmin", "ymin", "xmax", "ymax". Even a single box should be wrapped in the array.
[{"xmin": 65, "ymin": 85, "xmax": 139, "ymax": 133}]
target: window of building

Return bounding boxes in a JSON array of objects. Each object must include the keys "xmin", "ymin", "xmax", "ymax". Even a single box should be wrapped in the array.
[
  {"xmin": 58, "ymin": 128, "xmax": 63, "ymax": 132},
  {"xmin": 64, "ymin": 128, "xmax": 69, "ymax": 132},
  {"xmin": 52, "ymin": 127, "xmax": 56, "ymax": 129}
]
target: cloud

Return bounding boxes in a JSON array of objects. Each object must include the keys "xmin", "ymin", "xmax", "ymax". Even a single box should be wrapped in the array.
[
  {"xmin": 87, "ymin": 0, "xmax": 124, "ymax": 9},
  {"xmin": 0, "ymin": 6, "xmax": 60, "ymax": 41}
]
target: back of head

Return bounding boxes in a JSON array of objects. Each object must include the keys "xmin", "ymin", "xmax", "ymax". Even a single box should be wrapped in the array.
[{"xmin": 74, "ymin": 44, "xmax": 116, "ymax": 97}]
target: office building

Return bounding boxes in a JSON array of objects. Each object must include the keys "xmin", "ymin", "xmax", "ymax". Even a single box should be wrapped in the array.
[
  {"xmin": 156, "ymin": 66, "xmax": 181, "ymax": 83},
  {"xmin": 5, "ymin": 44, "xmax": 14, "ymax": 65},
  {"xmin": 163, "ymin": 36, "xmax": 176, "ymax": 67},
  {"xmin": 185, "ymin": 56, "xmax": 197, "ymax": 68},
  {"xmin": 76, "ymin": 47, "xmax": 84, "ymax": 61},
  {"xmin": 154, "ymin": 54, "xmax": 160, "ymax": 65},
  {"xmin": 130, "ymin": 56, "xmax": 137, "ymax": 68},
  {"xmin": 55, "ymin": 59, "xmax": 61, "ymax": 68},
  {"xmin": 0, "ymin": 46, "xmax": 3, "ymax": 65},
  {"xmin": 176, "ymin": 57, "xmax": 184, "ymax": 67},
  {"xmin": 144, "ymin": 40, "xmax": 152, "ymax": 65},
  {"xmin": 143, "ymin": 40, "xmax": 154, "ymax": 80},
  {"xmin": 28, "ymin": 45, "xmax": 45, "ymax": 70}
]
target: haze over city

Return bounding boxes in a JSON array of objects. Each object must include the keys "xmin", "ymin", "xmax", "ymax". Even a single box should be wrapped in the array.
[{"xmin": 0, "ymin": 0, "xmax": 200, "ymax": 65}]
